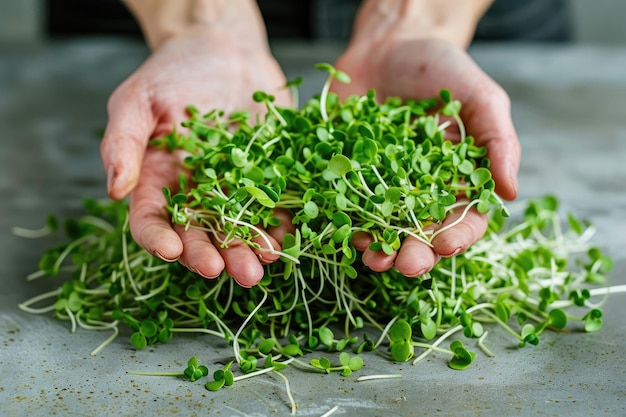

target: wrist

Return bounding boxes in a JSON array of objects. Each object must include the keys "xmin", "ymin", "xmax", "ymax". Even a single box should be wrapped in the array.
[
  {"xmin": 351, "ymin": 0, "xmax": 493, "ymax": 49},
  {"xmin": 123, "ymin": 0, "xmax": 269, "ymax": 50}
]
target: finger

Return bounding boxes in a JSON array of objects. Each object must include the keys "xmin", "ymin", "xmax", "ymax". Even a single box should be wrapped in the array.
[
  {"xmin": 211, "ymin": 235, "xmax": 265, "ymax": 288},
  {"xmin": 394, "ymin": 237, "xmax": 440, "ymax": 278},
  {"xmin": 101, "ymin": 78, "xmax": 156, "ymax": 200},
  {"xmin": 251, "ymin": 231, "xmax": 282, "ymax": 264},
  {"xmin": 362, "ymin": 248, "xmax": 397, "ymax": 272},
  {"xmin": 175, "ymin": 225, "xmax": 225, "ymax": 279},
  {"xmin": 462, "ymin": 81, "xmax": 521, "ymax": 201},
  {"xmin": 266, "ymin": 208, "xmax": 295, "ymax": 245},
  {"xmin": 352, "ymin": 231, "xmax": 374, "ymax": 251},
  {"xmin": 128, "ymin": 148, "xmax": 184, "ymax": 262},
  {"xmin": 430, "ymin": 204, "xmax": 488, "ymax": 257},
  {"xmin": 351, "ymin": 231, "xmax": 397, "ymax": 272}
]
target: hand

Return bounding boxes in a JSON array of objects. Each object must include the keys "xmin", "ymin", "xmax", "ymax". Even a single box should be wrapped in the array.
[
  {"xmin": 100, "ymin": 31, "xmax": 291, "ymax": 287},
  {"xmin": 332, "ymin": 36, "xmax": 520, "ymax": 277}
]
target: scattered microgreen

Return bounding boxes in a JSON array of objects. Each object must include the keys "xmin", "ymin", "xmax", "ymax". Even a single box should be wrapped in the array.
[
  {"xmin": 310, "ymin": 352, "xmax": 364, "ymax": 377},
  {"xmin": 16, "ymin": 65, "xmax": 625, "ymax": 414}
]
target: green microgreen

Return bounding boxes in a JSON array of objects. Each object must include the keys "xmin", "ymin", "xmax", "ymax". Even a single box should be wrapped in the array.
[
  {"xmin": 16, "ymin": 65, "xmax": 625, "ymax": 414},
  {"xmin": 310, "ymin": 352, "xmax": 364, "ymax": 377}
]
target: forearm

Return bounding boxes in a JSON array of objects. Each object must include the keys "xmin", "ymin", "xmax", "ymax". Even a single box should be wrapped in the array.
[
  {"xmin": 123, "ymin": 0, "xmax": 269, "ymax": 50},
  {"xmin": 352, "ymin": 0, "xmax": 493, "ymax": 48}
]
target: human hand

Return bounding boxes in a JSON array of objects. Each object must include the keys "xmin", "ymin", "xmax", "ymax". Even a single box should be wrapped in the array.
[
  {"xmin": 332, "ymin": 32, "xmax": 520, "ymax": 276},
  {"xmin": 101, "ymin": 30, "xmax": 291, "ymax": 288}
]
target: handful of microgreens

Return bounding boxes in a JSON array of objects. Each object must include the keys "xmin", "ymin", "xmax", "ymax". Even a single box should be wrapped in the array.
[
  {"xmin": 17, "ymin": 64, "xmax": 621, "ymax": 414},
  {"xmin": 160, "ymin": 63, "xmax": 504, "ymax": 269}
]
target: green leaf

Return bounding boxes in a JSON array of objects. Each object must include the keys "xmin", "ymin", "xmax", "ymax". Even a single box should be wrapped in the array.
[
  {"xmin": 358, "ymin": 124, "xmax": 374, "ymax": 140},
  {"xmin": 316, "ymin": 126, "xmax": 329, "ymax": 141},
  {"xmin": 389, "ymin": 320, "xmax": 412, "ymax": 343},
  {"xmin": 252, "ymin": 91, "xmax": 268, "ymax": 102},
  {"xmin": 257, "ymin": 184, "xmax": 280, "ymax": 202},
  {"xmin": 244, "ymin": 186, "xmax": 276, "ymax": 208},
  {"xmin": 231, "ymin": 148, "xmax": 248, "ymax": 167},
  {"xmin": 67, "ymin": 291, "xmax": 83, "ymax": 312},
  {"xmin": 315, "ymin": 62, "xmax": 335, "ymax": 73},
  {"xmin": 442, "ymin": 100, "xmax": 461, "ymax": 117},
  {"xmin": 470, "ymin": 168, "xmax": 492, "ymax": 187},
  {"xmin": 318, "ymin": 327, "xmax": 335, "ymax": 346},
  {"xmin": 327, "ymin": 154, "xmax": 353, "ymax": 177},
  {"xmin": 339, "ymin": 352, "xmax": 350, "ymax": 367},
  {"xmin": 348, "ymin": 356, "xmax": 364, "ymax": 371},
  {"xmin": 223, "ymin": 370, "xmax": 235, "ymax": 386},
  {"xmin": 258, "ymin": 338, "xmax": 276, "ymax": 355},
  {"xmin": 420, "ymin": 317, "xmax": 437, "ymax": 340},
  {"xmin": 332, "ymin": 212, "xmax": 352, "ymax": 228},
  {"xmin": 283, "ymin": 343, "xmax": 302, "ymax": 357},
  {"xmin": 439, "ymin": 89, "xmax": 452, "ymax": 103},
  {"xmin": 332, "ymin": 224, "xmax": 352, "ymax": 243},
  {"xmin": 362, "ymin": 138, "xmax": 378, "ymax": 161},
  {"xmin": 390, "ymin": 341, "xmax": 413, "ymax": 362},
  {"xmin": 583, "ymin": 309, "xmax": 603, "ymax": 332},
  {"xmin": 448, "ymin": 341, "xmax": 475, "ymax": 370},
  {"xmin": 205, "ymin": 378, "xmax": 225, "ymax": 392},
  {"xmin": 567, "ymin": 212, "xmax": 584, "ymax": 235},
  {"xmin": 335, "ymin": 70, "xmax": 351, "ymax": 84},
  {"xmin": 140, "ymin": 320, "xmax": 158, "ymax": 338},
  {"xmin": 130, "ymin": 332, "xmax": 147, "ymax": 350},
  {"xmin": 548, "ymin": 309, "xmax": 567, "ymax": 329},
  {"xmin": 303, "ymin": 201, "xmax": 319, "ymax": 219}
]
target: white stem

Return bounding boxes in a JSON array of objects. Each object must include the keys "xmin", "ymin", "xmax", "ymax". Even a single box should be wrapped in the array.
[{"xmin": 357, "ymin": 374, "xmax": 403, "ymax": 382}]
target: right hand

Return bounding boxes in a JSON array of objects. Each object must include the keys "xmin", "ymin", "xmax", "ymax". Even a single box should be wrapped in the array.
[
  {"xmin": 332, "ymin": 34, "xmax": 520, "ymax": 277},
  {"xmin": 100, "ymin": 30, "xmax": 292, "ymax": 288}
]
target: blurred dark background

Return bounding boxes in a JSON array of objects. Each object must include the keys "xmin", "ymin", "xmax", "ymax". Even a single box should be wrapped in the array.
[
  {"xmin": 45, "ymin": 0, "xmax": 314, "ymax": 40},
  {"xmin": 0, "ymin": 0, "xmax": 624, "ymax": 44},
  {"xmin": 41, "ymin": 0, "xmax": 576, "ymax": 43}
]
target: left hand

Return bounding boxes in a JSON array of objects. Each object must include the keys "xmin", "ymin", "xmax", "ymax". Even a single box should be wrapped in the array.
[{"xmin": 101, "ymin": 30, "xmax": 291, "ymax": 288}]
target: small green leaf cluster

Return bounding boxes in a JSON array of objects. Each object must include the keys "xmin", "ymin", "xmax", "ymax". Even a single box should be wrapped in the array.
[
  {"xmin": 184, "ymin": 356, "xmax": 209, "ymax": 382},
  {"xmin": 113, "ymin": 310, "xmax": 174, "ymax": 350},
  {"xmin": 310, "ymin": 352, "xmax": 364, "ymax": 377},
  {"xmin": 205, "ymin": 361, "xmax": 235, "ymax": 391}
]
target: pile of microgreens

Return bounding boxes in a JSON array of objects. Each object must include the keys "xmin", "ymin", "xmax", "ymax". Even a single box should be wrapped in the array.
[{"xmin": 16, "ymin": 64, "xmax": 623, "ymax": 415}]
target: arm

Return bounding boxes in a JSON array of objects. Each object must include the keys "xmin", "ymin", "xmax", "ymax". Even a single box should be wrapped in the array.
[
  {"xmin": 349, "ymin": 0, "xmax": 493, "ymax": 49},
  {"xmin": 122, "ymin": 0, "xmax": 269, "ymax": 50}
]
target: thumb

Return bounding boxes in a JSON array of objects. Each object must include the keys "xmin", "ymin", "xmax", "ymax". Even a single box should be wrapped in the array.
[
  {"xmin": 462, "ymin": 82, "xmax": 521, "ymax": 201},
  {"xmin": 100, "ymin": 82, "xmax": 156, "ymax": 200}
]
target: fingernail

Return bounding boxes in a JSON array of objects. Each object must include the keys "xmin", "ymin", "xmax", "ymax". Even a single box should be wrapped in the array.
[
  {"xmin": 106, "ymin": 165, "xmax": 115, "ymax": 194},
  {"xmin": 153, "ymin": 250, "xmax": 179, "ymax": 263},
  {"xmin": 448, "ymin": 247, "xmax": 463, "ymax": 257},
  {"xmin": 412, "ymin": 268, "xmax": 427, "ymax": 278}
]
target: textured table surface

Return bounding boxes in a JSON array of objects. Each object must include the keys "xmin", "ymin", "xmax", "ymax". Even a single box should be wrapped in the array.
[{"xmin": 1, "ymin": 39, "xmax": 625, "ymax": 417}]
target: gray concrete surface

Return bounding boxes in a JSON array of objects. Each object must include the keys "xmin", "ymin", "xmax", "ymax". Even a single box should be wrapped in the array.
[{"xmin": 1, "ymin": 39, "xmax": 625, "ymax": 416}]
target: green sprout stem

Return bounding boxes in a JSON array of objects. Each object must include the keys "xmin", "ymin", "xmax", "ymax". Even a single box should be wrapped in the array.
[{"xmin": 356, "ymin": 374, "xmax": 403, "ymax": 382}]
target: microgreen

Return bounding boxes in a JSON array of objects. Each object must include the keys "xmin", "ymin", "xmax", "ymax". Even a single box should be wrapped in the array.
[
  {"xmin": 310, "ymin": 352, "xmax": 364, "ymax": 377},
  {"xmin": 127, "ymin": 355, "xmax": 209, "ymax": 381},
  {"xmin": 16, "ymin": 66, "xmax": 625, "ymax": 414}
]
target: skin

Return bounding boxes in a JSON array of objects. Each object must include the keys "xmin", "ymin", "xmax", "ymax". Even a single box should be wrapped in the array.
[
  {"xmin": 101, "ymin": 30, "xmax": 291, "ymax": 288},
  {"xmin": 101, "ymin": 0, "xmax": 520, "ymax": 286}
]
